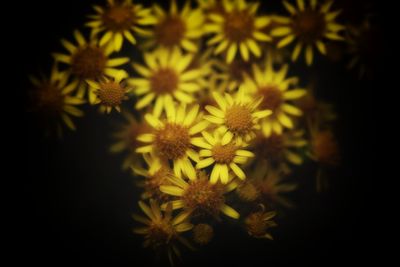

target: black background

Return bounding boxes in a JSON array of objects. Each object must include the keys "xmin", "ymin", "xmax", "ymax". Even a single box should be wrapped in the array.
[{"xmin": 11, "ymin": 0, "xmax": 380, "ymax": 266}]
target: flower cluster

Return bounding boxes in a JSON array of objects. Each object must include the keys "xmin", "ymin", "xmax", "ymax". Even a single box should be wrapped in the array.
[{"xmin": 26, "ymin": 0, "xmax": 372, "ymax": 264}]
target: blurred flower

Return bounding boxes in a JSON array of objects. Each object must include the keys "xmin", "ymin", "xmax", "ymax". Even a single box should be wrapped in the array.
[
  {"xmin": 245, "ymin": 204, "xmax": 277, "ymax": 239},
  {"xmin": 192, "ymin": 223, "xmax": 214, "ymax": 245}
]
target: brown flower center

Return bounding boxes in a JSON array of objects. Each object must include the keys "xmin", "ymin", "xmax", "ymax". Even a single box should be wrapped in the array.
[
  {"xmin": 259, "ymin": 134, "xmax": 285, "ymax": 162},
  {"xmin": 155, "ymin": 123, "xmax": 190, "ymax": 160},
  {"xmin": 147, "ymin": 220, "xmax": 175, "ymax": 249},
  {"xmin": 155, "ymin": 16, "xmax": 186, "ymax": 47},
  {"xmin": 97, "ymin": 81, "xmax": 125, "ymax": 107},
  {"xmin": 145, "ymin": 167, "xmax": 172, "ymax": 201},
  {"xmin": 225, "ymin": 105, "xmax": 253, "ymax": 135},
  {"xmin": 292, "ymin": 9, "xmax": 326, "ymax": 43},
  {"xmin": 228, "ymin": 60, "xmax": 252, "ymax": 82},
  {"xmin": 35, "ymin": 84, "xmax": 64, "ymax": 116},
  {"xmin": 313, "ymin": 131, "xmax": 339, "ymax": 165},
  {"xmin": 224, "ymin": 11, "xmax": 254, "ymax": 42},
  {"xmin": 193, "ymin": 223, "xmax": 214, "ymax": 245},
  {"xmin": 182, "ymin": 177, "xmax": 224, "ymax": 216},
  {"xmin": 102, "ymin": 4, "xmax": 135, "ymax": 32},
  {"xmin": 258, "ymin": 85, "xmax": 283, "ymax": 112},
  {"xmin": 212, "ymin": 143, "xmax": 237, "ymax": 164},
  {"xmin": 150, "ymin": 68, "xmax": 179, "ymax": 94},
  {"xmin": 71, "ymin": 46, "xmax": 106, "ymax": 80}
]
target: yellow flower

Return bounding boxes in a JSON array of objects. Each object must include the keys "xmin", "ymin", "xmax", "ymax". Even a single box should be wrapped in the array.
[
  {"xmin": 132, "ymin": 153, "xmax": 173, "ymax": 202},
  {"xmin": 29, "ymin": 65, "xmax": 85, "ymax": 136},
  {"xmin": 86, "ymin": 0, "xmax": 156, "ymax": 52},
  {"xmin": 129, "ymin": 48, "xmax": 206, "ymax": 116},
  {"xmin": 132, "ymin": 200, "xmax": 193, "ymax": 265},
  {"xmin": 160, "ymin": 171, "xmax": 240, "ymax": 219},
  {"xmin": 141, "ymin": 0, "xmax": 204, "ymax": 52},
  {"xmin": 136, "ymin": 103, "xmax": 208, "ymax": 180},
  {"xmin": 251, "ymin": 130, "xmax": 307, "ymax": 172},
  {"xmin": 240, "ymin": 58, "xmax": 307, "ymax": 136},
  {"xmin": 271, "ymin": 0, "xmax": 345, "ymax": 65},
  {"xmin": 110, "ymin": 112, "xmax": 152, "ymax": 170},
  {"xmin": 204, "ymin": 90, "xmax": 272, "ymax": 144},
  {"xmin": 86, "ymin": 70, "xmax": 131, "ymax": 113},
  {"xmin": 193, "ymin": 130, "xmax": 254, "ymax": 184},
  {"xmin": 52, "ymin": 30, "xmax": 129, "ymax": 97},
  {"xmin": 205, "ymin": 0, "xmax": 272, "ymax": 63}
]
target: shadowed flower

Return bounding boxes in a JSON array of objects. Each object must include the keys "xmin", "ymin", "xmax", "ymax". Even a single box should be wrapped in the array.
[
  {"xmin": 192, "ymin": 223, "xmax": 214, "ymax": 245},
  {"xmin": 271, "ymin": 0, "xmax": 345, "ymax": 65},
  {"xmin": 245, "ymin": 204, "xmax": 277, "ymax": 239},
  {"xmin": 132, "ymin": 200, "xmax": 193, "ymax": 265},
  {"xmin": 86, "ymin": 0, "xmax": 156, "ymax": 51},
  {"xmin": 29, "ymin": 65, "xmax": 85, "ymax": 136}
]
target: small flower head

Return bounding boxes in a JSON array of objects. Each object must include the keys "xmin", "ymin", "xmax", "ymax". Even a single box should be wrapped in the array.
[
  {"xmin": 245, "ymin": 205, "xmax": 277, "ymax": 239},
  {"xmin": 193, "ymin": 223, "xmax": 214, "ymax": 245}
]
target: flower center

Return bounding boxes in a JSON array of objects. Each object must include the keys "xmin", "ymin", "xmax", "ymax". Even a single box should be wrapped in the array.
[
  {"xmin": 155, "ymin": 123, "xmax": 190, "ymax": 160},
  {"xmin": 312, "ymin": 131, "xmax": 339, "ymax": 165},
  {"xmin": 182, "ymin": 176, "xmax": 224, "ymax": 215},
  {"xmin": 258, "ymin": 85, "xmax": 283, "ymax": 112},
  {"xmin": 292, "ymin": 9, "xmax": 326, "ymax": 43},
  {"xmin": 102, "ymin": 5, "xmax": 135, "ymax": 32},
  {"xmin": 150, "ymin": 68, "xmax": 179, "ymax": 94},
  {"xmin": 236, "ymin": 181, "xmax": 260, "ymax": 202},
  {"xmin": 259, "ymin": 134, "xmax": 285, "ymax": 162},
  {"xmin": 228, "ymin": 60, "xmax": 252, "ymax": 82},
  {"xmin": 36, "ymin": 85, "xmax": 64, "ymax": 116},
  {"xmin": 193, "ymin": 223, "xmax": 213, "ymax": 245},
  {"xmin": 97, "ymin": 81, "xmax": 125, "ymax": 107},
  {"xmin": 147, "ymin": 220, "xmax": 175, "ymax": 249},
  {"xmin": 225, "ymin": 105, "xmax": 253, "ymax": 135},
  {"xmin": 224, "ymin": 11, "xmax": 254, "ymax": 42},
  {"xmin": 212, "ymin": 143, "xmax": 237, "ymax": 164},
  {"xmin": 71, "ymin": 46, "xmax": 106, "ymax": 80},
  {"xmin": 155, "ymin": 16, "xmax": 186, "ymax": 47}
]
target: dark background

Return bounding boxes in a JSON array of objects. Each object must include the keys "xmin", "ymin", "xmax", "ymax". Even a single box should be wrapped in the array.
[{"xmin": 13, "ymin": 0, "xmax": 380, "ymax": 266}]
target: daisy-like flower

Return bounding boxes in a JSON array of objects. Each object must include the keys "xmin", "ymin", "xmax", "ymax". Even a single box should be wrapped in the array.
[
  {"xmin": 86, "ymin": 0, "xmax": 156, "ymax": 51},
  {"xmin": 86, "ymin": 70, "xmax": 131, "ymax": 113},
  {"xmin": 205, "ymin": 0, "xmax": 272, "ymax": 63},
  {"xmin": 29, "ymin": 65, "xmax": 85, "ymax": 136},
  {"xmin": 141, "ymin": 0, "xmax": 204, "ymax": 52},
  {"xmin": 129, "ymin": 48, "xmax": 206, "ymax": 116},
  {"xmin": 204, "ymin": 90, "xmax": 272, "ymax": 144},
  {"xmin": 193, "ymin": 130, "xmax": 254, "ymax": 184},
  {"xmin": 136, "ymin": 103, "xmax": 208, "ymax": 180},
  {"xmin": 160, "ymin": 171, "xmax": 240, "ymax": 219},
  {"xmin": 245, "ymin": 204, "xmax": 277, "ymax": 239},
  {"xmin": 110, "ymin": 112, "xmax": 151, "ymax": 170},
  {"xmin": 132, "ymin": 200, "xmax": 193, "ymax": 265},
  {"xmin": 132, "ymin": 153, "xmax": 173, "ymax": 202},
  {"xmin": 240, "ymin": 58, "xmax": 307, "ymax": 136},
  {"xmin": 271, "ymin": 0, "xmax": 345, "ymax": 65},
  {"xmin": 251, "ymin": 130, "xmax": 307, "ymax": 172},
  {"xmin": 52, "ymin": 30, "xmax": 129, "ymax": 97}
]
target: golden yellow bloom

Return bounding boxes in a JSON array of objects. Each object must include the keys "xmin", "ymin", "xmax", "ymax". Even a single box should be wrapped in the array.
[
  {"xmin": 193, "ymin": 130, "xmax": 254, "ymax": 184},
  {"xmin": 271, "ymin": 0, "xmax": 345, "ymax": 65},
  {"xmin": 192, "ymin": 223, "xmax": 214, "ymax": 245},
  {"xmin": 205, "ymin": 0, "xmax": 272, "ymax": 63},
  {"xmin": 52, "ymin": 30, "xmax": 129, "ymax": 97},
  {"xmin": 245, "ymin": 205, "xmax": 277, "ymax": 239},
  {"xmin": 204, "ymin": 90, "xmax": 272, "ymax": 144},
  {"xmin": 136, "ymin": 103, "xmax": 208, "ymax": 180},
  {"xmin": 132, "ymin": 153, "xmax": 173, "ymax": 202},
  {"xmin": 110, "ymin": 112, "xmax": 152, "ymax": 170},
  {"xmin": 129, "ymin": 48, "xmax": 206, "ymax": 117},
  {"xmin": 140, "ymin": 0, "xmax": 204, "ymax": 52},
  {"xmin": 240, "ymin": 58, "xmax": 307, "ymax": 136},
  {"xmin": 29, "ymin": 65, "xmax": 85, "ymax": 136},
  {"xmin": 252, "ymin": 130, "xmax": 307, "ymax": 172},
  {"xmin": 86, "ymin": 70, "xmax": 131, "ymax": 113},
  {"xmin": 132, "ymin": 200, "xmax": 193, "ymax": 265},
  {"xmin": 160, "ymin": 171, "xmax": 240, "ymax": 219},
  {"xmin": 86, "ymin": 0, "xmax": 156, "ymax": 51}
]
